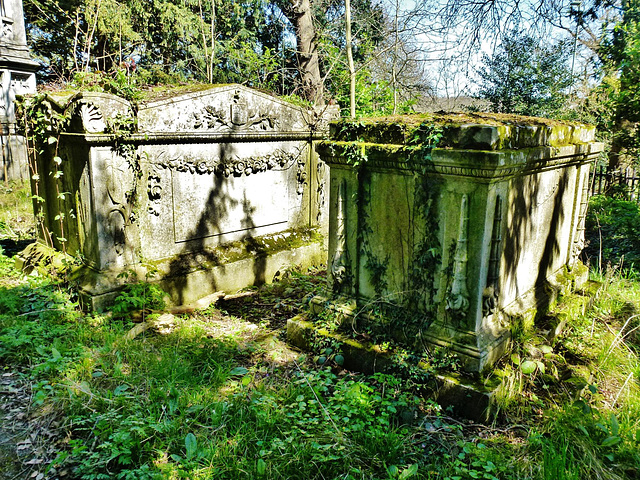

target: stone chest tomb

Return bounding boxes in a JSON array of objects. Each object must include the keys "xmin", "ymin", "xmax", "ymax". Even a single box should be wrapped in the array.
[
  {"xmin": 0, "ymin": 0, "xmax": 38, "ymax": 181},
  {"xmin": 32, "ymin": 85, "xmax": 338, "ymax": 308},
  {"xmin": 316, "ymin": 113, "xmax": 604, "ymax": 371}
]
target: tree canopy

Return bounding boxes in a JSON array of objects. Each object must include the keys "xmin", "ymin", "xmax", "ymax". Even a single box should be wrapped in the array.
[
  {"xmin": 20, "ymin": 0, "xmax": 640, "ymax": 152},
  {"xmin": 476, "ymin": 33, "xmax": 573, "ymax": 117}
]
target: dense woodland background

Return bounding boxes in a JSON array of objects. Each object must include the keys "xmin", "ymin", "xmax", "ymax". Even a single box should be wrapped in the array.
[{"xmin": 24, "ymin": 0, "xmax": 640, "ymax": 170}]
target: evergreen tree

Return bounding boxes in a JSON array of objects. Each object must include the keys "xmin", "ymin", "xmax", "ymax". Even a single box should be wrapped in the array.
[{"xmin": 476, "ymin": 33, "xmax": 573, "ymax": 117}]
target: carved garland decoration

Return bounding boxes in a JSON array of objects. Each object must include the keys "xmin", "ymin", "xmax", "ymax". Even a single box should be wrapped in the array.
[
  {"xmin": 153, "ymin": 147, "xmax": 301, "ymax": 177},
  {"xmin": 147, "ymin": 146, "xmax": 306, "ymax": 216}
]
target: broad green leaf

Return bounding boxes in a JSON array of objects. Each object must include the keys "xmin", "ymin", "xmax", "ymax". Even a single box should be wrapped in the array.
[
  {"xmin": 51, "ymin": 346, "xmax": 61, "ymax": 360},
  {"xmin": 114, "ymin": 384, "xmax": 129, "ymax": 396},
  {"xmin": 520, "ymin": 360, "xmax": 537, "ymax": 375},
  {"xmin": 601, "ymin": 436, "xmax": 621, "ymax": 447},
  {"xmin": 256, "ymin": 458, "xmax": 266, "ymax": 476},
  {"xmin": 398, "ymin": 463, "xmax": 419, "ymax": 479},
  {"xmin": 610, "ymin": 413, "xmax": 619, "ymax": 436},
  {"xmin": 185, "ymin": 432, "xmax": 197, "ymax": 460}
]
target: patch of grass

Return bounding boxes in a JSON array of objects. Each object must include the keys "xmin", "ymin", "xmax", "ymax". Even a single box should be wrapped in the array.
[
  {"xmin": 1, "ymin": 194, "xmax": 640, "ymax": 479},
  {"xmin": 584, "ymin": 195, "xmax": 640, "ymax": 272},
  {"xmin": 0, "ymin": 180, "xmax": 34, "ymax": 241}
]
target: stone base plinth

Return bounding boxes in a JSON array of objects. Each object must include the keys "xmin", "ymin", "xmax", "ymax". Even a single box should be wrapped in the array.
[{"xmin": 73, "ymin": 235, "xmax": 325, "ymax": 311}]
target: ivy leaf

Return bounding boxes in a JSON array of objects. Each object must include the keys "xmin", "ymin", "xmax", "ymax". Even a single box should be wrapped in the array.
[{"xmin": 47, "ymin": 136, "xmax": 57, "ymax": 144}]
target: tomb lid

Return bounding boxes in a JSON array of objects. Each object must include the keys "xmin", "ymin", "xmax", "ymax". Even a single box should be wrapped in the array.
[
  {"xmin": 136, "ymin": 84, "xmax": 313, "ymax": 134},
  {"xmin": 330, "ymin": 112, "xmax": 596, "ymax": 150}
]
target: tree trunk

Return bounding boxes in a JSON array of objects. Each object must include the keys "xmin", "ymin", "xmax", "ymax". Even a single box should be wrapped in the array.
[
  {"xmin": 345, "ymin": 0, "xmax": 355, "ymax": 117},
  {"xmin": 277, "ymin": 0, "xmax": 324, "ymax": 105}
]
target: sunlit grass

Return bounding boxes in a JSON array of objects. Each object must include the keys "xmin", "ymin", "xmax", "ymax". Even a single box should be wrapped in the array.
[{"xmin": 1, "ymin": 195, "xmax": 640, "ymax": 478}]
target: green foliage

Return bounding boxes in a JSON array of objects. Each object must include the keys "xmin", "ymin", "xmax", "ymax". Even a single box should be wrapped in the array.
[
  {"xmin": 477, "ymin": 32, "xmax": 572, "ymax": 117},
  {"xmin": 0, "ymin": 181, "xmax": 35, "ymax": 241},
  {"xmin": 70, "ymin": 70, "xmax": 143, "ymax": 102},
  {"xmin": 112, "ymin": 267, "xmax": 167, "ymax": 316},
  {"xmin": 1, "ymin": 201, "xmax": 640, "ymax": 480},
  {"xmin": 111, "ymin": 282, "xmax": 167, "ymax": 316},
  {"xmin": 584, "ymin": 195, "xmax": 640, "ymax": 270},
  {"xmin": 441, "ymin": 441, "xmax": 500, "ymax": 480}
]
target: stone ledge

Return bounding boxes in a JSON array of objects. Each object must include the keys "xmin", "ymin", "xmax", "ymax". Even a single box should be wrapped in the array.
[
  {"xmin": 74, "ymin": 240, "xmax": 325, "ymax": 312},
  {"xmin": 286, "ymin": 314, "xmax": 497, "ymax": 422},
  {"xmin": 330, "ymin": 113, "xmax": 597, "ymax": 149}
]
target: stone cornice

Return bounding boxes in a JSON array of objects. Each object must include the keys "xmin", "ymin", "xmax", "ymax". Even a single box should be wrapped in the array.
[
  {"xmin": 61, "ymin": 131, "xmax": 325, "ymax": 146},
  {"xmin": 318, "ymin": 141, "xmax": 604, "ymax": 180}
]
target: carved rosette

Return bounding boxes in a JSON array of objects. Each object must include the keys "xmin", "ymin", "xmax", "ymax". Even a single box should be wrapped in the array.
[{"xmin": 446, "ymin": 194, "xmax": 470, "ymax": 322}]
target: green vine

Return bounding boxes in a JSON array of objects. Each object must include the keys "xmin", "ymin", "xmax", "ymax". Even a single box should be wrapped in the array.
[
  {"xmin": 337, "ymin": 121, "xmax": 445, "ymax": 344},
  {"xmin": 405, "ymin": 123, "xmax": 444, "ymax": 321},
  {"xmin": 17, "ymin": 94, "xmax": 72, "ymax": 253}
]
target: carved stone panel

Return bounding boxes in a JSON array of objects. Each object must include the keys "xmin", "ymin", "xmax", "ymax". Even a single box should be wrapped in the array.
[
  {"xmin": 91, "ymin": 148, "xmax": 137, "ymax": 270},
  {"xmin": 140, "ymin": 141, "xmax": 307, "ymax": 252},
  {"xmin": 137, "ymin": 85, "xmax": 308, "ymax": 133}
]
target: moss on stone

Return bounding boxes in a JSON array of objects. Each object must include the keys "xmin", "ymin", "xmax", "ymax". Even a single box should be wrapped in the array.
[
  {"xmin": 153, "ymin": 227, "xmax": 323, "ymax": 277},
  {"xmin": 330, "ymin": 112, "xmax": 595, "ymax": 150}
]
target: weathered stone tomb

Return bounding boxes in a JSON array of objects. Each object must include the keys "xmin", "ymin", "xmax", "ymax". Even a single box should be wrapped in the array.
[
  {"xmin": 316, "ymin": 113, "xmax": 604, "ymax": 371},
  {"xmin": 0, "ymin": 0, "xmax": 38, "ymax": 181},
  {"xmin": 33, "ymin": 85, "xmax": 337, "ymax": 309}
]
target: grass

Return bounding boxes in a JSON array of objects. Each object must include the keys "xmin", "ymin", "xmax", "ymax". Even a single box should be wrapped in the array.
[
  {"xmin": 0, "ymin": 180, "xmax": 34, "ymax": 243},
  {"xmin": 0, "ymin": 189, "xmax": 639, "ymax": 479}
]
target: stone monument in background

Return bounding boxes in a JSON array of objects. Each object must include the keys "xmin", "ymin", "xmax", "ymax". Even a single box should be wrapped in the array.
[{"xmin": 0, "ymin": 0, "xmax": 38, "ymax": 182}]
